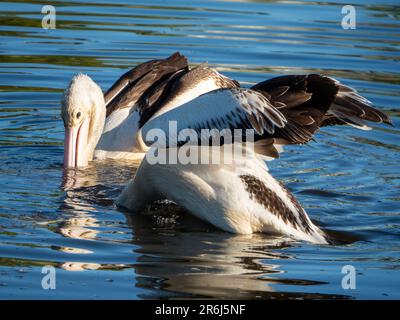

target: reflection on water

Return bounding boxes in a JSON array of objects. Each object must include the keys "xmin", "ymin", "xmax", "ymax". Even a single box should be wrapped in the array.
[{"xmin": 0, "ymin": 0, "xmax": 399, "ymax": 299}]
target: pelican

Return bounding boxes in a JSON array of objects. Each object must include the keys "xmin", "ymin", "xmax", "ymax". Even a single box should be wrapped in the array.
[
  {"xmin": 61, "ymin": 52, "xmax": 237, "ymax": 167},
  {"xmin": 61, "ymin": 53, "xmax": 391, "ymax": 244}
]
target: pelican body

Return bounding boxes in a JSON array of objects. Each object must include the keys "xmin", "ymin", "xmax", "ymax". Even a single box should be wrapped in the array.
[{"xmin": 61, "ymin": 52, "xmax": 391, "ymax": 243}]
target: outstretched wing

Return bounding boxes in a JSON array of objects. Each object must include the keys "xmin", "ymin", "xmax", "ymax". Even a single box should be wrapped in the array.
[
  {"xmin": 323, "ymin": 81, "xmax": 392, "ymax": 128},
  {"xmin": 252, "ymin": 74, "xmax": 392, "ymax": 143},
  {"xmin": 140, "ymin": 87, "xmax": 287, "ymax": 147},
  {"xmin": 139, "ymin": 73, "xmax": 391, "ymax": 158}
]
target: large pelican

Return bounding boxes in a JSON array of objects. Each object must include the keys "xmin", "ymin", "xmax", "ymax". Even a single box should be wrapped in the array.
[
  {"xmin": 61, "ymin": 52, "xmax": 237, "ymax": 167},
  {"xmin": 61, "ymin": 53, "xmax": 391, "ymax": 243}
]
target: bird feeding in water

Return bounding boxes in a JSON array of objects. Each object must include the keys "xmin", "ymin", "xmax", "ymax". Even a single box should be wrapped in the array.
[{"xmin": 61, "ymin": 52, "xmax": 392, "ymax": 244}]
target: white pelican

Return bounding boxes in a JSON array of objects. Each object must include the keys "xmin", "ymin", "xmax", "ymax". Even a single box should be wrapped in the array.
[
  {"xmin": 61, "ymin": 53, "xmax": 391, "ymax": 244},
  {"xmin": 61, "ymin": 52, "xmax": 237, "ymax": 167}
]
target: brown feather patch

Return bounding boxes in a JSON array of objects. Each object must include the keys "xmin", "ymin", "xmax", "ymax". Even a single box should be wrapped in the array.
[{"xmin": 239, "ymin": 174, "xmax": 312, "ymax": 233}]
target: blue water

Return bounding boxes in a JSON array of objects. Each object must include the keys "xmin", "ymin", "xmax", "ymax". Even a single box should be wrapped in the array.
[{"xmin": 0, "ymin": 0, "xmax": 399, "ymax": 299}]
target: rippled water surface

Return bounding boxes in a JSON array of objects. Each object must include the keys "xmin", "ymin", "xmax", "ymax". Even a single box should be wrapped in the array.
[{"xmin": 0, "ymin": 0, "xmax": 399, "ymax": 299}]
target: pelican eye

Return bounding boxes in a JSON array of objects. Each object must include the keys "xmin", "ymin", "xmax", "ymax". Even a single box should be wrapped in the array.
[{"xmin": 76, "ymin": 111, "xmax": 82, "ymax": 119}]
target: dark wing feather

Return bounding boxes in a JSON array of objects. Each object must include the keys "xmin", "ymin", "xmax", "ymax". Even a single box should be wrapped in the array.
[
  {"xmin": 104, "ymin": 52, "xmax": 188, "ymax": 117},
  {"xmin": 322, "ymin": 82, "xmax": 392, "ymax": 128},
  {"xmin": 136, "ymin": 68, "xmax": 188, "ymax": 127},
  {"xmin": 251, "ymin": 74, "xmax": 392, "ymax": 151},
  {"xmin": 252, "ymin": 74, "xmax": 339, "ymax": 145}
]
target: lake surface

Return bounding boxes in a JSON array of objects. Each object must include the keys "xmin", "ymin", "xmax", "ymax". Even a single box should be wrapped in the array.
[{"xmin": 0, "ymin": 0, "xmax": 399, "ymax": 299}]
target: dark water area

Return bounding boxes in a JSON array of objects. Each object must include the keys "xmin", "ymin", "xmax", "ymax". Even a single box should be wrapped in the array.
[{"xmin": 0, "ymin": 0, "xmax": 399, "ymax": 299}]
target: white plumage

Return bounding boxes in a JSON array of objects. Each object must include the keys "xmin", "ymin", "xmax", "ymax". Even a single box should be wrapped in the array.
[{"xmin": 116, "ymin": 146, "xmax": 328, "ymax": 244}]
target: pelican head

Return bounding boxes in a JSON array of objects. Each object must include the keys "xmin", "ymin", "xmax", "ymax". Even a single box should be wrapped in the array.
[{"xmin": 61, "ymin": 74, "xmax": 106, "ymax": 168}]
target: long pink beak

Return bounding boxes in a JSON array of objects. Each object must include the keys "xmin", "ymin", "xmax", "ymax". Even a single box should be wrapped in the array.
[{"xmin": 64, "ymin": 118, "xmax": 90, "ymax": 168}]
